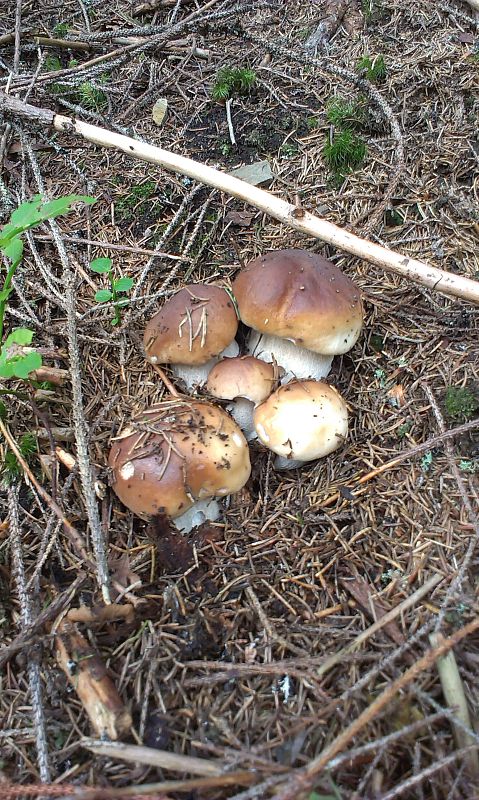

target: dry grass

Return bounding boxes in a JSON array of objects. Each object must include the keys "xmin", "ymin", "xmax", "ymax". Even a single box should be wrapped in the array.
[{"xmin": 0, "ymin": 0, "xmax": 479, "ymax": 798}]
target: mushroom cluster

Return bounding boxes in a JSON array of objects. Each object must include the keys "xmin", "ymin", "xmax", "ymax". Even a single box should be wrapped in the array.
[{"xmin": 108, "ymin": 249, "xmax": 363, "ymax": 532}]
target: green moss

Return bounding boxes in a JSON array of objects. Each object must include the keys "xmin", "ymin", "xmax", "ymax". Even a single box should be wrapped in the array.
[
  {"xmin": 444, "ymin": 386, "xmax": 479, "ymax": 421},
  {"xmin": 116, "ymin": 181, "xmax": 157, "ymax": 219},
  {"xmin": 357, "ymin": 54, "xmax": 387, "ymax": 83},
  {"xmin": 211, "ymin": 67, "xmax": 256, "ymax": 102},
  {"xmin": 1, "ymin": 432, "xmax": 37, "ymax": 486},
  {"xmin": 326, "ymin": 97, "xmax": 366, "ymax": 130},
  {"xmin": 323, "ymin": 129, "xmax": 366, "ymax": 184}
]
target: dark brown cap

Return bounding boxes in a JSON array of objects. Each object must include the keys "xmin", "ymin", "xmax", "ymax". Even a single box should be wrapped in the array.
[
  {"xmin": 144, "ymin": 284, "xmax": 238, "ymax": 366},
  {"xmin": 232, "ymin": 250, "xmax": 363, "ymax": 355}
]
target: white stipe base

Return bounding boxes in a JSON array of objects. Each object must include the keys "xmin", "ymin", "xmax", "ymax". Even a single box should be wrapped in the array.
[
  {"xmin": 174, "ymin": 498, "xmax": 221, "ymax": 533},
  {"xmin": 172, "ymin": 340, "xmax": 239, "ymax": 393},
  {"xmin": 226, "ymin": 397, "xmax": 257, "ymax": 441},
  {"xmin": 246, "ymin": 331, "xmax": 333, "ymax": 384},
  {"xmin": 274, "ymin": 455, "xmax": 306, "ymax": 471}
]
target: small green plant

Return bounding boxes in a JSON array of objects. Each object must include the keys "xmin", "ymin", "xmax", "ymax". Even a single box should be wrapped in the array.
[
  {"xmin": 115, "ymin": 181, "xmax": 157, "ymax": 219},
  {"xmin": 326, "ymin": 97, "xmax": 365, "ymax": 130},
  {"xmin": 219, "ymin": 141, "xmax": 232, "ymax": 157},
  {"xmin": 306, "ymin": 116, "xmax": 319, "ymax": 131},
  {"xmin": 397, "ymin": 420, "xmax": 412, "ymax": 439},
  {"xmin": 357, "ymin": 54, "xmax": 387, "ymax": 83},
  {"xmin": 421, "ymin": 451, "xmax": 433, "ymax": 472},
  {"xmin": 53, "ymin": 22, "xmax": 69, "ymax": 37},
  {"xmin": 90, "ymin": 258, "xmax": 134, "ymax": 326},
  {"xmin": 459, "ymin": 459, "xmax": 478, "ymax": 473},
  {"xmin": 45, "ymin": 54, "xmax": 62, "ymax": 72},
  {"xmin": 0, "ymin": 194, "xmax": 94, "ymax": 380},
  {"xmin": 211, "ymin": 66, "xmax": 257, "ymax": 102},
  {"xmin": 77, "ymin": 80, "xmax": 108, "ymax": 112},
  {"xmin": 280, "ymin": 142, "xmax": 299, "ymax": 158},
  {"xmin": 1, "ymin": 432, "xmax": 37, "ymax": 486},
  {"xmin": 323, "ymin": 129, "xmax": 367, "ymax": 184},
  {"xmin": 444, "ymin": 386, "xmax": 479, "ymax": 421}
]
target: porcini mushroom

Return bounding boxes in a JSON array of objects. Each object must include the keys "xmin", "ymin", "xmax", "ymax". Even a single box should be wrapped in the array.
[
  {"xmin": 232, "ymin": 249, "xmax": 363, "ymax": 382},
  {"xmin": 109, "ymin": 398, "xmax": 251, "ymax": 532},
  {"xmin": 253, "ymin": 379, "xmax": 348, "ymax": 470},
  {"xmin": 143, "ymin": 284, "xmax": 239, "ymax": 392},
  {"xmin": 207, "ymin": 355, "xmax": 280, "ymax": 440}
]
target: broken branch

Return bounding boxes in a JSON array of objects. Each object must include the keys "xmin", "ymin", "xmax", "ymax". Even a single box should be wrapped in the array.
[{"xmin": 1, "ymin": 92, "xmax": 478, "ymax": 304}]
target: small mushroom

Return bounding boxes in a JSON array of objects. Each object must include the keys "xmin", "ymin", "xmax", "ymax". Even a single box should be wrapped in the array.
[
  {"xmin": 207, "ymin": 355, "xmax": 280, "ymax": 440},
  {"xmin": 108, "ymin": 398, "xmax": 251, "ymax": 532},
  {"xmin": 232, "ymin": 249, "xmax": 363, "ymax": 382},
  {"xmin": 253, "ymin": 379, "xmax": 348, "ymax": 470},
  {"xmin": 143, "ymin": 284, "xmax": 239, "ymax": 392}
]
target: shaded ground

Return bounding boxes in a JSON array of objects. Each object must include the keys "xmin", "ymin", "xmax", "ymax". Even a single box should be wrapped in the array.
[{"xmin": 0, "ymin": 1, "xmax": 479, "ymax": 799}]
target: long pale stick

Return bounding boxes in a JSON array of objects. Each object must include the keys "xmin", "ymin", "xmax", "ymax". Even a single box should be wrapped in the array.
[{"xmin": 2, "ymin": 92, "xmax": 479, "ymax": 304}]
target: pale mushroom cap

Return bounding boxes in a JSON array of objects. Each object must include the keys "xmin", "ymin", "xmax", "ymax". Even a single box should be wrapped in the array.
[
  {"xmin": 207, "ymin": 356, "xmax": 278, "ymax": 405},
  {"xmin": 253, "ymin": 380, "xmax": 348, "ymax": 462},
  {"xmin": 144, "ymin": 284, "xmax": 238, "ymax": 366},
  {"xmin": 108, "ymin": 399, "xmax": 251, "ymax": 519},
  {"xmin": 232, "ymin": 249, "xmax": 363, "ymax": 355}
]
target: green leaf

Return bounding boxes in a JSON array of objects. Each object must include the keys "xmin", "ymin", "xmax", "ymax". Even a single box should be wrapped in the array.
[
  {"xmin": 110, "ymin": 317, "xmax": 120, "ymax": 326},
  {"xmin": 0, "ymin": 288, "xmax": 13, "ymax": 303},
  {"xmin": 8, "ymin": 196, "xmax": 43, "ymax": 229},
  {"xmin": 3, "ymin": 237, "xmax": 24, "ymax": 266},
  {"xmin": 38, "ymin": 194, "xmax": 96, "ymax": 222},
  {"xmin": 113, "ymin": 277, "xmax": 134, "ymax": 293},
  {"xmin": 94, "ymin": 289, "xmax": 113, "ymax": 303},
  {"xmin": 90, "ymin": 257, "xmax": 112, "ymax": 274},
  {"xmin": 4, "ymin": 328, "xmax": 35, "ymax": 347},
  {"xmin": 0, "ymin": 359, "xmax": 15, "ymax": 378},
  {"xmin": 12, "ymin": 351, "xmax": 42, "ymax": 379}
]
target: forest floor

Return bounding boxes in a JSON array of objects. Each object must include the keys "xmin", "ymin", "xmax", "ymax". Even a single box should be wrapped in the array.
[{"xmin": 0, "ymin": 1, "xmax": 479, "ymax": 799}]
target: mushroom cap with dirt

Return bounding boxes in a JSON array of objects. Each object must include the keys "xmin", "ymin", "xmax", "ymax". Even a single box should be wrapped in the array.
[
  {"xmin": 232, "ymin": 249, "xmax": 363, "ymax": 382},
  {"xmin": 143, "ymin": 284, "xmax": 239, "ymax": 391},
  {"xmin": 207, "ymin": 355, "xmax": 280, "ymax": 440},
  {"xmin": 253, "ymin": 379, "xmax": 348, "ymax": 469},
  {"xmin": 108, "ymin": 398, "xmax": 251, "ymax": 532}
]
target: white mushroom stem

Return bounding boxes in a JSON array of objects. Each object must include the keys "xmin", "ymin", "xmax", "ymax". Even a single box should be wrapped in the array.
[
  {"xmin": 171, "ymin": 340, "xmax": 239, "ymax": 393},
  {"xmin": 246, "ymin": 330, "xmax": 333, "ymax": 384},
  {"xmin": 274, "ymin": 455, "xmax": 306, "ymax": 471},
  {"xmin": 174, "ymin": 498, "xmax": 221, "ymax": 533},
  {"xmin": 226, "ymin": 397, "xmax": 257, "ymax": 441}
]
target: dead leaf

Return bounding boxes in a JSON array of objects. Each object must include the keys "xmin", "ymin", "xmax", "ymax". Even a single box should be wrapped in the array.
[
  {"xmin": 109, "ymin": 552, "xmax": 142, "ymax": 590},
  {"xmin": 387, "ymin": 383, "xmax": 406, "ymax": 408},
  {"xmin": 340, "ymin": 576, "xmax": 405, "ymax": 646},
  {"xmin": 225, "ymin": 209, "xmax": 255, "ymax": 226}
]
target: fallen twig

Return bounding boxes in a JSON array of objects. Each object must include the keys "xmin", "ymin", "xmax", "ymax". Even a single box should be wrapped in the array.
[
  {"xmin": 316, "ymin": 417, "xmax": 479, "ymax": 508},
  {"xmin": 1, "ymin": 92, "xmax": 479, "ymax": 304},
  {"xmin": 54, "ymin": 618, "xmax": 132, "ymax": 740},
  {"xmin": 430, "ymin": 632, "xmax": 479, "ymax": 777},
  {"xmin": 273, "ymin": 615, "xmax": 479, "ymax": 799},
  {"xmin": 81, "ymin": 738, "xmax": 225, "ymax": 776},
  {"xmin": 0, "ymin": 572, "xmax": 86, "ymax": 668}
]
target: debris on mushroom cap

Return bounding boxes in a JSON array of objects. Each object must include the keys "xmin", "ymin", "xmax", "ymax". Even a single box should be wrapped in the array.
[
  {"xmin": 207, "ymin": 356, "xmax": 279, "ymax": 405},
  {"xmin": 232, "ymin": 249, "xmax": 363, "ymax": 356},
  {"xmin": 143, "ymin": 284, "xmax": 238, "ymax": 366},
  {"xmin": 253, "ymin": 379, "xmax": 348, "ymax": 463},
  {"xmin": 108, "ymin": 398, "xmax": 251, "ymax": 521}
]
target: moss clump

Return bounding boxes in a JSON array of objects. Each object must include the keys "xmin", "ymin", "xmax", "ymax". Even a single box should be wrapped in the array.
[
  {"xmin": 211, "ymin": 67, "xmax": 256, "ymax": 102},
  {"xmin": 323, "ymin": 129, "xmax": 367, "ymax": 184},
  {"xmin": 326, "ymin": 97, "xmax": 366, "ymax": 130},
  {"xmin": 357, "ymin": 54, "xmax": 387, "ymax": 83},
  {"xmin": 116, "ymin": 181, "xmax": 157, "ymax": 219},
  {"xmin": 444, "ymin": 386, "xmax": 479, "ymax": 421}
]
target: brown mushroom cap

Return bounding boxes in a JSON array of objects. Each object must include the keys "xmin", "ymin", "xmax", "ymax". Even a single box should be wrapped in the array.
[
  {"xmin": 232, "ymin": 249, "xmax": 363, "ymax": 355},
  {"xmin": 253, "ymin": 380, "xmax": 348, "ymax": 462},
  {"xmin": 108, "ymin": 398, "xmax": 251, "ymax": 519},
  {"xmin": 144, "ymin": 284, "xmax": 238, "ymax": 366},
  {"xmin": 207, "ymin": 356, "xmax": 278, "ymax": 405}
]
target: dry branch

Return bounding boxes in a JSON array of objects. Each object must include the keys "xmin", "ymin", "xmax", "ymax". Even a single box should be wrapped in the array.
[
  {"xmin": 81, "ymin": 738, "xmax": 224, "ymax": 776},
  {"xmin": 1, "ymin": 92, "xmax": 479, "ymax": 304},
  {"xmin": 55, "ymin": 618, "xmax": 132, "ymax": 740}
]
